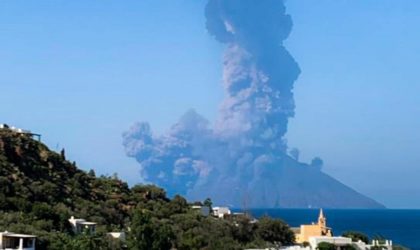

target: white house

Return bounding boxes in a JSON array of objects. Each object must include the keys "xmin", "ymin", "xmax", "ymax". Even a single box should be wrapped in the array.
[
  {"xmin": 0, "ymin": 124, "xmax": 41, "ymax": 141},
  {"xmin": 0, "ymin": 231, "xmax": 36, "ymax": 250},
  {"xmin": 309, "ymin": 236, "xmax": 352, "ymax": 248},
  {"xmin": 68, "ymin": 216, "xmax": 97, "ymax": 234},
  {"xmin": 353, "ymin": 239, "xmax": 393, "ymax": 250},
  {"xmin": 212, "ymin": 207, "xmax": 231, "ymax": 218},
  {"xmin": 309, "ymin": 236, "xmax": 393, "ymax": 250}
]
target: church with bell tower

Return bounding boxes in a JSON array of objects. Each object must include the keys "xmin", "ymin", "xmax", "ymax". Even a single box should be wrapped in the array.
[{"xmin": 293, "ymin": 209, "xmax": 333, "ymax": 243}]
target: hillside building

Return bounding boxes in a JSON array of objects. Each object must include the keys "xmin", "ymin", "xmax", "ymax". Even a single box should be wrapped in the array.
[
  {"xmin": 68, "ymin": 216, "xmax": 97, "ymax": 234},
  {"xmin": 0, "ymin": 231, "xmax": 36, "ymax": 250},
  {"xmin": 212, "ymin": 207, "xmax": 231, "ymax": 218},
  {"xmin": 0, "ymin": 124, "xmax": 41, "ymax": 141}
]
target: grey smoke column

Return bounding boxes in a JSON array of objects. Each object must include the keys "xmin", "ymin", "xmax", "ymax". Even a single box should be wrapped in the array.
[
  {"xmin": 123, "ymin": 0, "xmax": 301, "ymax": 205},
  {"xmin": 207, "ymin": 0, "xmax": 300, "ymax": 149}
]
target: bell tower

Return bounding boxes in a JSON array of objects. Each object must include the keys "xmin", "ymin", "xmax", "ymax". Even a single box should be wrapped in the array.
[{"xmin": 318, "ymin": 208, "xmax": 326, "ymax": 228}]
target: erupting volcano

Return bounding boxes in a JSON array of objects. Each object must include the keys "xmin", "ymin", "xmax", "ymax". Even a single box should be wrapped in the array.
[{"xmin": 123, "ymin": 0, "xmax": 384, "ymax": 208}]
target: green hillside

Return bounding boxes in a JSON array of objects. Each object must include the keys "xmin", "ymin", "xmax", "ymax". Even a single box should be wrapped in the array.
[{"xmin": 0, "ymin": 127, "xmax": 294, "ymax": 249}]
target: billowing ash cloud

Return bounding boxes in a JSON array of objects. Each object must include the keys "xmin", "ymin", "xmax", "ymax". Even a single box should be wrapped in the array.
[
  {"xmin": 123, "ymin": 110, "xmax": 213, "ymax": 196},
  {"xmin": 123, "ymin": 0, "xmax": 304, "ymax": 206}
]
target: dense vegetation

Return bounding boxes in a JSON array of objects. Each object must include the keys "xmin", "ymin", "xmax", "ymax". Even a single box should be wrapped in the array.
[
  {"xmin": 0, "ymin": 128, "xmax": 295, "ymax": 249},
  {"xmin": 342, "ymin": 231, "xmax": 369, "ymax": 244}
]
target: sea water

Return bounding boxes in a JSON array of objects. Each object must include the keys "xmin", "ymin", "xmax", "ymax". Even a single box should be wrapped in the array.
[{"xmin": 241, "ymin": 209, "xmax": 420, "ymax": 250}]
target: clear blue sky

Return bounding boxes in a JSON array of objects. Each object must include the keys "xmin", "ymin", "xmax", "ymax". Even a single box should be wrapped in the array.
[{"xmin": 1, "ymin": 0, "xmax": 419, "ymax": 208}]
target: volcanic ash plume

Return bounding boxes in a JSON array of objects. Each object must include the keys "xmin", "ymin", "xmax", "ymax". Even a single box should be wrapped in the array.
[{"xmin": 123, "ymin": 0, "xmax": 303, "ymax": 207}]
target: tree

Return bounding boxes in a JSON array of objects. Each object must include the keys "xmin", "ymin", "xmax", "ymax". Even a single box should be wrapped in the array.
[
  {"xmin": 311, "ymin": 157, "xmax": 323, "ymax": 170},
  {"xmin": 128, "ymin": 209, "xmax": 174, "ymax": 250},
  {"xmin": 152, "ymin": 222, "xmax": 174, "ymax": 250},
  {"xmin": 128, "ymin": 210, "xmax": 154, "ymax": 250},
  {"xmin": 342, "ymin": 231, "xmax": 369, "ymax": 244},
  {"xmin": 317, "ymin": 242, "xmax": 336, "ymax": 250},
  {"xmin": 60, "ymin": 148, "xmax": 66, "ymax": 160},
  {"xmin": 255, "ymin": 216, "xmax": 295, "ymax": 245},
  {"xmin": 203, "ymin": 198, "xmax": 213, "ymax": 210},
  {"xmin": 168, "ymin": 195, "xmax": 188, "ymax": 214},
  {"xmin": 342, "ymin": 244, "xmax": 357, "ymax": 250},
  {"xmin": 32, "ymin": 202, "xmax": 56, "ymax": 220},
  {"xmin": 88, "ymin": 169, "xmax": 96, "ymax": 177},
  {"xmin": 231, "ymin": 215, "xmax": 256, "ymax": 243}
]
